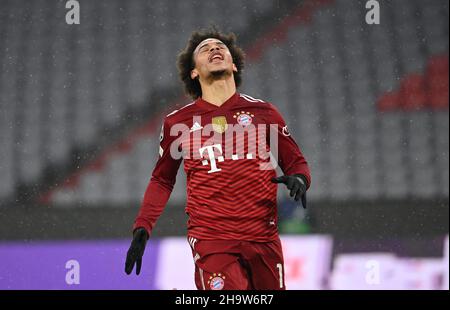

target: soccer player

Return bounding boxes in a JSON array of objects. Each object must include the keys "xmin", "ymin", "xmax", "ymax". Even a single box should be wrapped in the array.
[{"xmin": 125, "ymin": 28, "xmax": 311, "ymax": 290}]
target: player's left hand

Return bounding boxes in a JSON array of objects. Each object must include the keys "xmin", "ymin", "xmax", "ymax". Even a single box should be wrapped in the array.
[{"xmin": 271, "ymin": 174, "xmax": 307, "ymax": 208}]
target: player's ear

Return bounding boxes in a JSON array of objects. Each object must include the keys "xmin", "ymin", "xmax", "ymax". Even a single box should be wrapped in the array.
[
  {"xmin": 191, "ymin": 69, "xmax": 199, "ymax": 80},
  {"xmin": 232, "ymin": 63, "xmax": 238, "ymax": 73}
]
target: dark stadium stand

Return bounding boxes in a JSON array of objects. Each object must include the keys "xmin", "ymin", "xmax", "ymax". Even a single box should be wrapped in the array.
[{"xmin": 23, "ymin": 0, "xmax": 448, "ymax": 206}]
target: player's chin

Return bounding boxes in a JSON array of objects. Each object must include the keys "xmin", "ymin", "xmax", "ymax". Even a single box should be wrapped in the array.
[
  {"xmin": 208, "ymin": 61, "xmax": 230, "ymax": 69},
  {"xmin": 209, "ymin": 68, "xmax": 232, "ymax": 78}
]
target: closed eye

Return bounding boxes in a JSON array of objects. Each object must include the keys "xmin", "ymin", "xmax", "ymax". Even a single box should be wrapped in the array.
[{"xmin": 199, "ymin": 42, "xmax": 227, "ymax": 53}]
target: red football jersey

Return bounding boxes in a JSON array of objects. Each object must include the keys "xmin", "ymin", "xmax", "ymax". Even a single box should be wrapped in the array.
[{"xmin": 134, "ymin": 93, "xmax": 311, "ymax": 242}]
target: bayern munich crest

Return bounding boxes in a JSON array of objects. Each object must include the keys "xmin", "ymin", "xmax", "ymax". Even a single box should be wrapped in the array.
[
  {"xmin": 233, "ymin": 111, "xmax": 254, "ymax": 127},
  {"xmin": 208, "ymin": 273, "xmax": 226, "ymax": 290}
]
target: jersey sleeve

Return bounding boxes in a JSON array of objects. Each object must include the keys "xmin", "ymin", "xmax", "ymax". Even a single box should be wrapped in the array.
[
  {"xmin": 133, "ymin": 116, "xmax": 182, "ymax": 235},
  {"xmin": 267, "ymin": 104, "xmax": 311, "ymax": 188}
]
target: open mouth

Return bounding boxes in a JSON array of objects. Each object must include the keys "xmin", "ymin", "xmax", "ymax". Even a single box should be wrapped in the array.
[{"xmin": 209, "ymin": 52, "xmax": 224, "ymax": 63}]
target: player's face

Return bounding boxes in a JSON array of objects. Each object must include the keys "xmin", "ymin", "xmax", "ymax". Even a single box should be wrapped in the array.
[{"xmin": 191, "ymin": 38, "xmax": 237, "ymax": 81}]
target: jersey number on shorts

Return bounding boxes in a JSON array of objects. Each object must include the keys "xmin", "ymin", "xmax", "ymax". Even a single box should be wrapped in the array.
[{"xmin": 276, "ymin": 263, "xmax": 283, "ymax": 289}]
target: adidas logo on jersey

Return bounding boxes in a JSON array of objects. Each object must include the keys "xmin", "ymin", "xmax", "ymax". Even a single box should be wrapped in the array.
[{"xmin": 190, "ymin": 122, "xmax": 203, "ymax": 132}]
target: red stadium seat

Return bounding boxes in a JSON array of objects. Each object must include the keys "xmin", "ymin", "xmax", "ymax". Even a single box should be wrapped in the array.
[
  {"xmin": 377, "ymin": 54, "xmax": 449, "ymax": 112},
  {"xmin": 400, "ymin": 74, "xmax": 427, "ymax": 111},
  {"xmin": 426, "ymin": 55, "xmax": 449, "ymax": 109},
  {"xmin": 377, "ymin": 91, "xmax": 401, "ymax": 112}
]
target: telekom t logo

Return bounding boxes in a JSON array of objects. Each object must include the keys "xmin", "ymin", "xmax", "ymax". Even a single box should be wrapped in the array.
[{"xmin": 199, "ymin": 144, "xmax": 224, "ymax": 173}]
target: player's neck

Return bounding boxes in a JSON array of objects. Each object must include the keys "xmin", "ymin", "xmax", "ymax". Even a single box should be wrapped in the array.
[{"xmin": 200, "ymin": 78, "xmax": 236, "ymax": 107}]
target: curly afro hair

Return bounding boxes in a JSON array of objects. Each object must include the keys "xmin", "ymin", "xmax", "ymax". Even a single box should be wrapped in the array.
[{"xmin": 177, "ymin": 28, "xmax": 245, "ymax": 100}]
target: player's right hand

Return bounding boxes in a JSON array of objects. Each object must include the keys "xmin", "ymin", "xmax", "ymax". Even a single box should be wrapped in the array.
[{"xmin": 125, "ymin": 227, "xmax": 149, "ymax": 275}]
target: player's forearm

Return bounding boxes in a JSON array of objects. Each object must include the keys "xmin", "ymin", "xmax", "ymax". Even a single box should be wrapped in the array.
[{"xmin": 133, "ymin": 177, "xmax": 174, "ymax": 236}]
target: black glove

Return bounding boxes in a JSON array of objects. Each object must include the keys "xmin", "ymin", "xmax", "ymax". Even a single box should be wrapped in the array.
[
  {"xmin": 125, "ymin": 227, "xmax": 149, "ymax": 275},
  {"xmin": 271, "ymin": 174, "xmax": 308, "ymax": 208}
]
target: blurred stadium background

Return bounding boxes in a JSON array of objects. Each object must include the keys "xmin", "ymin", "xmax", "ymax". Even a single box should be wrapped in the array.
[{"xmin": 0, "ymin": 0, "xmax": 448, "ymax": 289}]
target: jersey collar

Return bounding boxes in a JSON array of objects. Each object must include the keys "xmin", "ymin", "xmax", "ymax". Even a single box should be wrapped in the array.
[{"xmin": 196, "ymin": 92, "xmax": 239, "ymax": 111}]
